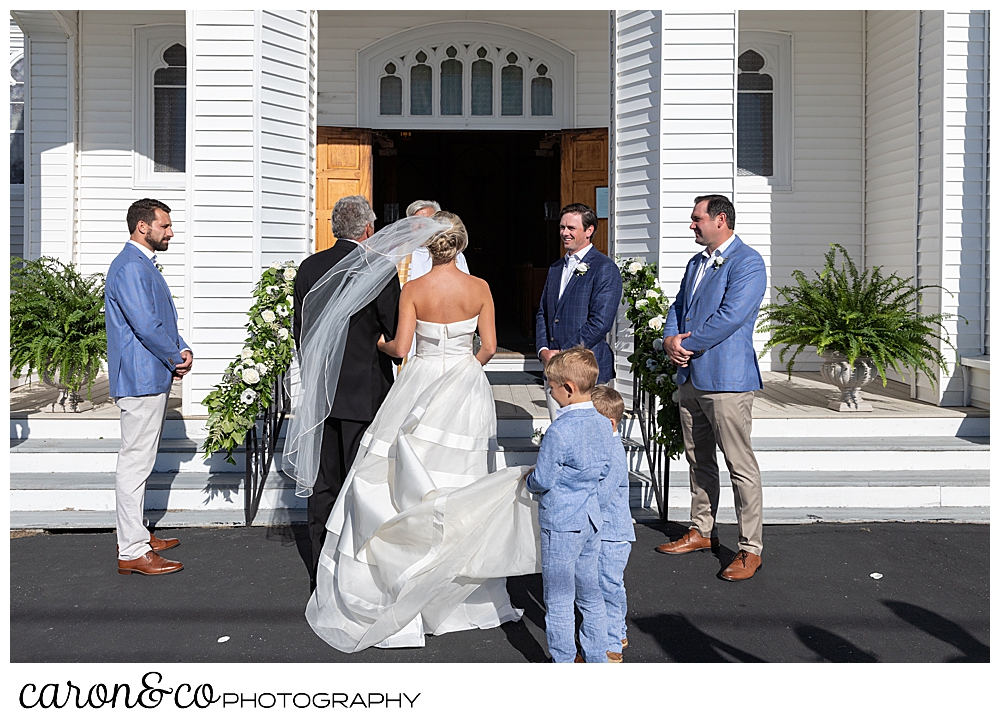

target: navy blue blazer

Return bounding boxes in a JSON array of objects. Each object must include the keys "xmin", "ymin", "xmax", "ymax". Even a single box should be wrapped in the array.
[
  {"xmin": 535, "ymin": 246, "xmax": 623, "ymax": 384},
  {"xmin": 663, "ymin": 236, "xmax": 766, "ymax": 392},
  {"xmin": 105, "ymin": 243, "xmax": 188, "ymax": 398},
  {"xmin": 525, "ymin": 406, "xmax": 613, "ymax": 532}
]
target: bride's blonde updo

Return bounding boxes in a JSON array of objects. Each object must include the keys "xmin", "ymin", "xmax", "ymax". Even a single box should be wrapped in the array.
[{"xmin": 425, "ymin": 211, "xmax": 468, "ymax": 264}]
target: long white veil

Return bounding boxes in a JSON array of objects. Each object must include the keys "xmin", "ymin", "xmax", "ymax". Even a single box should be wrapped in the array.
[{"xmin": 284, "ymin": 215, "xmax": 451, "ymax": 497}]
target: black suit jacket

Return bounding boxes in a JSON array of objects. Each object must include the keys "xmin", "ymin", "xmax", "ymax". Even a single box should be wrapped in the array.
[{"xmin": 293, "ymin": 239, "xmax": 401, "ymax": 422}]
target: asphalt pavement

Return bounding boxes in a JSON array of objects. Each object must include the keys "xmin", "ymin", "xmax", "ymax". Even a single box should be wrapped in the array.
[{"xmin": 9, "ymin": 521, "xmax": 989, "ymax": 663}]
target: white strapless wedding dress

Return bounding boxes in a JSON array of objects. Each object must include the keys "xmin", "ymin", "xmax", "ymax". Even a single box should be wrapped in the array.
[{"xmin": 305, "ymin": 316, "xmax": 541, "ymax": 652}]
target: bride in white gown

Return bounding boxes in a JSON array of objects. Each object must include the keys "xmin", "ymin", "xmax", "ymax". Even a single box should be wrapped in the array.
[{"xmin": 304, "ymin": 212, "xmax": 540, "ymax": 652}]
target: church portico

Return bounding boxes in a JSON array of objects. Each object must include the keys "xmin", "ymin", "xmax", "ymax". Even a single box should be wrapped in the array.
[{"xmin": 9, "ymin": 9, "xmax": 989, "ymax": 416}]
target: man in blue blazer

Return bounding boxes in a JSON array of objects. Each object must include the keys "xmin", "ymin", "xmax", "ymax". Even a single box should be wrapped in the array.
[
  {"xmin": 105, "ymin": 198, "xmax": 190, "ymax": 576},
  {"xmin": 656, "ymin": 195, "xmax": 767, "ymax": 581},
  {"xmin": 536, "ymin": 203, "xmax": 623, "ymax": 420}
]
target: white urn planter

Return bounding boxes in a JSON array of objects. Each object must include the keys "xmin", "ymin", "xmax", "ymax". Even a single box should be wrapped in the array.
[
  {"xmin": 40, "ymin": 367, "xmax": 94, "ymax": 413},
  {"xmin": 820, "ymin": 353, "xmax": 877, "ymax": 412}
]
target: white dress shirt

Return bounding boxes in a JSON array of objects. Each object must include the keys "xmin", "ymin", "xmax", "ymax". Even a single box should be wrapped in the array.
[
  {"xmin": 690, "ymin": 234, "xmax": 736, "ymax": 295},
  {"xmin": 408, "ymin": 247, "xmax": 470, "ymax": 280},
  {"xmin": 554, "ymin": 400, "xmax": 596, "ymax": 419},
  {"xmin": 559, "ymin": 243, "xmax": 593, "ymax": 298}
]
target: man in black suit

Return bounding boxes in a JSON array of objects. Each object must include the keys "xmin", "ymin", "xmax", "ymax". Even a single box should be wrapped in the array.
[{"xmin": 293, "ymin": 195, "xmax": 400, "ymax": 587}]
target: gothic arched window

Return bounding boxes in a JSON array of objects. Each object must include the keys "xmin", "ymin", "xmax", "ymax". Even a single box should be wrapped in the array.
[
  {"xmin": 737, "ymin": 49, "xmax": 773, "ymax": 177},
  {"xmin": 153, "ymin": 43, "xmax": 186, "ymax": 173},
  {"xmin": 10, "ymin": 55, "xmax": 24, "ymax": 185},
  {"xmin": 736, "ymin": 32, "xmax": 792, "ymax": 190},
  {"xmin": 134, "ymin": 26, "xmax": 186, "ymax": 187},
  {"xmin": 361, "ymin": 23, "xmax": 574, "ymax": 130}
]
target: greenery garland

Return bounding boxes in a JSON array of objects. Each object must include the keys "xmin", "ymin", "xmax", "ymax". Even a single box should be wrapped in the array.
[
  {"xmin": 617, "ymin": 258, "xmax": 684, "ymax": 459},
  {"xmin": 201, "ymin": 261, "xmax": 298, "ymax": 464},
  {"xmin": 756, "ymin": 243, "xmax": 957, "ymax": 388},
  {"xmin": 10, "ymin": 256, "xmax": 107, "ymax": 398}
]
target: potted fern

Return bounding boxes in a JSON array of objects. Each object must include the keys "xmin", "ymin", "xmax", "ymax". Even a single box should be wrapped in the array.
[
  {"xmin": 10, "ymin": 257, "xmax": 108, "ymax": 411},
  {"xmin": 756, "ymin": 244, "xmax": 954, "ymax": 411}
]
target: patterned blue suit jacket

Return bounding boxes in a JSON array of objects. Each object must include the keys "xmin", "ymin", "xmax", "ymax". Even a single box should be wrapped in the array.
[
  {"xmin": 535, "ymin": 246, "xmax": 623, "ymax": 384},
  {"xmin": 663, "ymin": 235, "xmax": 766, "ymax": 392},
  {"xmin": 526, "ymin": 407, "xmax": 614, "ymax": 532},
  {"xmin": 105, "ymin": 243, "xmax": 188, "ymax": 398}
]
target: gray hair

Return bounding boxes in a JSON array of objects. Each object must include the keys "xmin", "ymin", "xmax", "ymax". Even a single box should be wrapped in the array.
[
  {"xmin": 331, "ymin": 195, "xmax": 375, "ymax": 240},
  {"xmin": 405, "ymin": 199, "xmax": 441, "ymax": 217}
]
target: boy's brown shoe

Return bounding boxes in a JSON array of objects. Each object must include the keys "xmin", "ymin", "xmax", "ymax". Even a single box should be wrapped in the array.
[{"xmin": 607, "ymin": 652, "xmax": 623, "ymax": 663}]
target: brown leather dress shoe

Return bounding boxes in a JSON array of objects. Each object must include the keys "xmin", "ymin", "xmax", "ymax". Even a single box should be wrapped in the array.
[
  {"xmin": 149, "ymin": 533, "xmax": 179, "ymax": 552},
  {"xmin": 118, "ymin": 551, "xmax": 183, "ymax": 576},
  {"xmin": 607, "ymin": 652, "xmax": 623, "ymax": 663},
  {"xmin": 655, "ymin": 528, "xmax": 716, "ymax": 555},
  {"xmin": 720, "ymin": 550, "xmax": 762, "ymax": 581}
]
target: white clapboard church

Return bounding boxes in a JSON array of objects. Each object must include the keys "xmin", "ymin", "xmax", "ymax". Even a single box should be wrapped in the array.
[{"xmin": 9, "ymin": 9, "xmax": 991, "ymax": 527}]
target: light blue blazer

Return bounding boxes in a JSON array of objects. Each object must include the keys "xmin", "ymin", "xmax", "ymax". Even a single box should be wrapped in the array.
[
  {"xmin": 526, "ymin": 407, "xmax": 613, "ymax": 532},
  {"xmin": 663, "ymin": 236, "xmax": 767, "ymax": 393},
  {"xmin": 598, "ymin": 433, "xmax": 635, "ymax": 543},
  {"xmin": 105, "ymin": 243, "xmax": 188, "ymax": 398}
]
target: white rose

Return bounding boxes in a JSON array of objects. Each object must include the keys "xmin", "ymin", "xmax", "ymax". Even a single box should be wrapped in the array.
[
  {"xmin": 241, "ymin": 347, "xmax": 254, "ymax": 360},
  {"xmin": 240, "ymin": 389, "xmax": 257, "ymax": 405},
  {"xmin": 657, "ymin": 374, "xmax": 668, "ymax": 385},
  {"xmin": 277, "ymin": 328, "xmax": 289, "ymax": 341},
  {"xmin": 276, "ymin": 304, "xmax": 289, "ymax": 317},
  {"xmin": 231, "ymin": 365, "xmax": 242, "ymax": 377},
  {"xmin": 286, "ymin": 295, "xmax": 294, "ymax": 306},
  {"xmin": 261, "ymin": 309, "xmax": 276, "ymax": 323},
  {"xmin": 265, "ymin": 340, "xmax": 276, "ymax": 349},
  {"xmin": 283, "ymin": 267, "xmax": 296, "ymax": 281},
  {"xmin": 255, "ymin": 362, "xmax": 268, "ymax": 375},
  {"xmin": 648, "ymin": 315, "xmax": 664, "ymax": 331},
  {"xmin": 646, "ymin": 289, "xmax": 660, "ymax": 298},
  {"xmin": 270, "ymin": 261, "xmax": 282, "ymax": 270},
  {"xmin": 652, "ymin": 337, "xmax": 664, "ymax": 351},
  {"xmin": 671, "ymin": 373, "xmax": 679, "ymax": 384},
  {"xmin": 671, "ymin": 390, "xmax": 681, "ymax": 403},
  {"xmin": 628, "ymin": 261, "xmax": 643, "ymax": 274},
  {"xmin": 241, "ymin": 367, "xmax": 260, "ymax": 385}
]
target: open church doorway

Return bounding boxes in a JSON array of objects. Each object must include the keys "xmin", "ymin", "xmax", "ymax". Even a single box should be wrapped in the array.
[{"xmin": 316, "ymin": 127, "xmax": 609, "ymax": 355}]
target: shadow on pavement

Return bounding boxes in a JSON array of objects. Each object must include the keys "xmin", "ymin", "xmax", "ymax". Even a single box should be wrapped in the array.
[
  {"xmin": 265, "ymin": 524, "xmax": 313, "ymax": 580},
  {"xmin": 631, "ymin": 613, "xmax": 767, "ymax": 663},
  {"xmin": 794, "ymin": 624, "xmax": 879, "ymax": 662},
  {"xmin": 506, "ymin": 574, "xmax": 549, "ymax": 662},
  {"xmin": 883, "ymin": 600, "xmax": 990, "ymax": 663}
]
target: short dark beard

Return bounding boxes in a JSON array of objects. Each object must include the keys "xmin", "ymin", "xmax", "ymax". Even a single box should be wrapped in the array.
[{"xmin": 145, "ymin": 230, "xmax": 168, "ymax": 252}]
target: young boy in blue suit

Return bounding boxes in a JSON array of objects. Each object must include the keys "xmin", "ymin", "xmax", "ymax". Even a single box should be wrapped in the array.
[
  {"xmin": 591, "ymin": 386, "xmax": 634, "ymax": 663},
  {"xmin": 526, "ymin": 347, "xmax": 615, "ymax": 663}
]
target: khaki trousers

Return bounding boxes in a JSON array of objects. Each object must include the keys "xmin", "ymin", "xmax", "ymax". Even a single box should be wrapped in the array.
[
  {"xmin": 678, "ymin": 381, "xmax": 763, "ymax": 556},
  {"xmin": 115, "ymin": 392, "xmax": 169, "ymax": 560}
]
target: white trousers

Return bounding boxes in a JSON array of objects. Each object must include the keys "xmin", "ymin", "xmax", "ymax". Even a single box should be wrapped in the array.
[{"xmin": 115, "ymin": 392, "xmax": 169, "ymax": 560}]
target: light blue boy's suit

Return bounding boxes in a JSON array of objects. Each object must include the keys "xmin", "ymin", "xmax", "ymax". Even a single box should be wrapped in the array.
[
  {"xmin": 664, "ymin": 235, "xmax": 766, "ymax": 392},
  {"xmin": 598, "ymin": 432, "xmax": 634, "ymax": 655},
  {"xmin": 527, "ymin": 405, "xmax": 614, "ymax": 663},
  {"xmin": 105, "ymin": 242, "xmax": 188, "ymax": 398}
]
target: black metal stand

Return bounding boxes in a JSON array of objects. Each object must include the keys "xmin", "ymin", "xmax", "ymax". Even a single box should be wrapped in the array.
[
  {"xmin": 244, "ymin": 373, "xmax": 289, "ymax": 526},
  {"xmin": 631, "ymin": 336, "xmax": 670, "ymax": 522}
]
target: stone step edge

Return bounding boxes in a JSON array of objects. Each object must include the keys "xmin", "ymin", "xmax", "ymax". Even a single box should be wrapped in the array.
[
  {"xmin": 10, "ymin": 506, "xmax": 989, "ymax": 530},
  {"xmin": 10, "ymin": 469, "xmax": 992, "ymax": 490}
]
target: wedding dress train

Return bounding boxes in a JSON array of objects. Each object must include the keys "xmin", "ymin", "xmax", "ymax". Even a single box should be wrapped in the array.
[{"xmin": 305, "ymin": 316, "xmax": 541, "ymax": 652}]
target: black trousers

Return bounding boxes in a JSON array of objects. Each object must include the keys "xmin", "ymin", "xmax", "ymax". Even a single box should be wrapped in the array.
[{"xmin": 308, "ymin": 417, "xmax": 369, "ymax": 583}]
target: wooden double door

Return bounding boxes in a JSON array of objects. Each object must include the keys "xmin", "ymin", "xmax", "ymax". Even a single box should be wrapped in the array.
[{"xmin": 317, "ymin": 127, "xmax": 608, "ymax": 254}]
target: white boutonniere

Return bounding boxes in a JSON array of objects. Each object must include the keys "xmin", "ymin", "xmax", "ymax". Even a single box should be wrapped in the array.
[
  {"xmin": 711, "ymin": 256, "xmax": 726, "ymax": 270},
  {"xmin": 531, "ymin": 427, "xmax": 545, "ymax": 446},
  {"xmin": 574, "ymin": 262, "xmax": 590, "ymax": 276}
]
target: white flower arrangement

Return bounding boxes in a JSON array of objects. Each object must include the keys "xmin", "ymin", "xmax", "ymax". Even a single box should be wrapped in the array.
[
  {"xmin": 645, "ymin": 288, "xmax": 660, "ymax": 298},
  {"xmin": 648, "ymin": 315, "xmax": 665, "ymax": 331},
  {"xmin": 286, "ymin": 294, "xmax": 294, "ymax": 306},
  {"xmin": 636, "ymin": 299, "xmax": 648, "ymax": 308},
  {"xmin": 574, "ymin": 262, "xmax": 590, "ymax": 276},
  {"xmin": 652, "ymin": 337, "xmax": 664, "ymax": 351},
  {"xmin": 202, "ymin": 260, "xmax": 298, "ymax": 464},
  {"xmin": 671, "ymin": 389, "xmax": 681, "ymax": 403},
  {"xmin": 276, "ymin": 304, "xmax": 289, "ymax": 317},
  {"xmin": 628, "ymin": 261, "xmax": 644, "ymax": 274}
]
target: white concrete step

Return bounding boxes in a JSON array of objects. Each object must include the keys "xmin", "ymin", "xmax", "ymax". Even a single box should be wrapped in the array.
[
  {"xmin": 15, "ymin": 411, "xmax": 986, "ymax": 440},
  {"xmin": 11, "ymin": 432, "xmax": 988, "ymax": 476}
]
